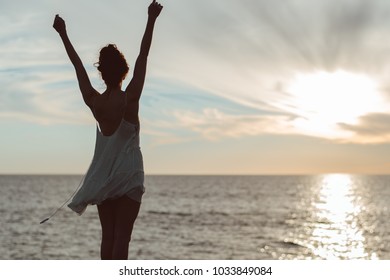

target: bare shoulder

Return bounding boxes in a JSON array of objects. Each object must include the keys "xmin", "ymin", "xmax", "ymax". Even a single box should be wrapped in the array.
[
  {"xmin": 84, "ymin": 88, "xmax": 100, "ymax": 108},
  {"xmin": 124, "ymin": 97, "xmax": 140, "ymax": 125}
]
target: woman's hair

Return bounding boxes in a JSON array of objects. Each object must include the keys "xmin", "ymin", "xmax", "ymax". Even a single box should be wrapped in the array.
[{"xmin": 95, "ymin": 44, "xmax": 129, "ymax": 88}]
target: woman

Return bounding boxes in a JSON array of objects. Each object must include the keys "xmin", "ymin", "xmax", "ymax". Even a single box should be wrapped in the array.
[{"xmin": 53, "ymin": 0, "xmax": 163, "ymax": 260}]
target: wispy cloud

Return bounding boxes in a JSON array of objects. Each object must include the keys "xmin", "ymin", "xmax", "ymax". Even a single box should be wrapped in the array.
[
  {"xmin": 3, "ymin": 0, "xmax": 390, "ymax": 145},
  {"xmin": 169, "ymin": 108, "xmax": 296, "ymax": 141},
  {"xmin": 339, "ymin": 113, "xmax": 390, "ymax": 143},
  {"xmin": 0, "ymin": 1, "xmax": 100, "ymax": 126},
  {"xmin": 150, "ymin": 0, "xmax": 390, "ymax": 144},
  {"xmin": 1, "ymin": 65, "xmax": 93, "ymax": 125}
]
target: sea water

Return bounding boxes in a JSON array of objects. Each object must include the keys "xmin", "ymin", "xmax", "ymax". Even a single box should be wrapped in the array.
[{"xmin": 0, "ymin": 174, "xmax": 389, "ymax": 259}]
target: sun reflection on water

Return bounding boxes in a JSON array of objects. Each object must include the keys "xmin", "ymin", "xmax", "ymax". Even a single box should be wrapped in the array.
[{"xmin": 310, "ymin": 174, "xmax": 377, "ymax": 259}]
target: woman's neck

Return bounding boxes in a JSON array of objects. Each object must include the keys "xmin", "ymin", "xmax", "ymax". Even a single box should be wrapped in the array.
[{"xmin": 106, "ymin": 85, "xmax": 121, "ymax": 91}]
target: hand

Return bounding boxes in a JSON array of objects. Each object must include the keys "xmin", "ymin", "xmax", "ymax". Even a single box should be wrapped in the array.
[
  {"xmin": 53, "ymin": 14, "xmax": 66, "ymax": 35},
  {"xmin": 148, "ymin": 0, "xmax": 163, "ymax": 19}
]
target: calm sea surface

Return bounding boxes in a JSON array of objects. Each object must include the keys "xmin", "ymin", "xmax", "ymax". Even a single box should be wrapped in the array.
[{"xmin": 1, "ymin": 174, "xmax": 390, "ymax": 260}]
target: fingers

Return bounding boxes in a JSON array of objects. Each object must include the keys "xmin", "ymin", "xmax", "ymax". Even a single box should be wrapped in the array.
[
  {"xmin": 151, "ymin": 0, "xmax": 162, "ymax": 7},
  {"xmin": 149, "ymin": 0, "xmax": 163, "ymax": 12},
  {"xmin": 53, "ymin": 14, "xmax": 66, "ymax": 32},
  {"xmin": 153, "ymin": 2, "xmax": 163, "ymax": 9}
]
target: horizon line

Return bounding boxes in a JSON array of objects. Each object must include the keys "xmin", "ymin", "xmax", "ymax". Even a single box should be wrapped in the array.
[{"xmin": 1, "ymin": 172, "xmax": 390, "ymax": 176}]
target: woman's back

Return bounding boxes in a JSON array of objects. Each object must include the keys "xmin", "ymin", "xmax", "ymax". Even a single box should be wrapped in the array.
[{"xmin": 92, "ymin": 89, "xmax": 127, "ymax": 136}]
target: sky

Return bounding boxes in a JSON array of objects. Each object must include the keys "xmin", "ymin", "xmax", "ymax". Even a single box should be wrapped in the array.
[{"xmin": 1, "ymin": 0, "xmax": 390, "ymax": 175}]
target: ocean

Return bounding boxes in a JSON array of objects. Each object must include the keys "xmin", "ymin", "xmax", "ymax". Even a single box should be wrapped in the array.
[{"xmin": 1, "ymin": 174, "xmax": 389, "ymax": 260}]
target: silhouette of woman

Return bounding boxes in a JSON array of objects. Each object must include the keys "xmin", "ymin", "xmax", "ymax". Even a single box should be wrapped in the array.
[{"xmin": 53, "ymin": 0, "xmax": 163, "ymax": 259}]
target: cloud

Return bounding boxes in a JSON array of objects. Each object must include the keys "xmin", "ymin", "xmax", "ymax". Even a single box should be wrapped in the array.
[
  {"xmin": 0, "ymin": 0, "xmax": 103, "ymax": 126},
  {"xmin": 149, "ymin": 0, "xmax": 390, "ymax": 144},
  {"xmin": 0, "ymin": 65, "xmax": 93, "ymax": 125},
  {"xmin": 170, "ymin": 108, "xmax": 297, "ymax": 141},
  {"xmin": 141, "ymin": 122, "xmax": 191, "ymax": 146},
  {"xmin": 338, "ymin": 113, "xmax": 390, "ymax": 143},
  {"xmin": 3, "ymin": 0, "xmax": 390, "ymax": 145}
]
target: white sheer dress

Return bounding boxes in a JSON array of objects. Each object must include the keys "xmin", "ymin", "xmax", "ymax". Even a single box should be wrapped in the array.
[{"xmin": 68, "ymin": 119, "xmax": 144, "ymax": 215}]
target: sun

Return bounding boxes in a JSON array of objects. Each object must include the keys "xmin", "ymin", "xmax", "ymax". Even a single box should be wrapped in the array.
[{"xmin": 285, "ymin": 70, "xmax": 384, "ymax": 138}]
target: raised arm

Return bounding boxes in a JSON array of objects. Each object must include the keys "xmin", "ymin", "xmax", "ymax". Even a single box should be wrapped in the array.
[
  {"xmin": 53, "ymin": 15, "xmax": 97, "ymax": 108},
  {"xmin": 125, "ymin": 1, "xmax": 163, "ymax": 106}
]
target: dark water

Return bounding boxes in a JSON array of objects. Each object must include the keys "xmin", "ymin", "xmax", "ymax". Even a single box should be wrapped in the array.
[{"xmin": 1, "ymin": 174, "xmax": 390, "ymax": 259}]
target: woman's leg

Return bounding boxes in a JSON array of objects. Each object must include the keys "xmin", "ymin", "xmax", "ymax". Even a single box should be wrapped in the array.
[
  {"xmin": 97, "ymin": 200, "xmax": 116, "ymax": 260},
  {"xmin": 111, "ymin": 196, "xmax": 141, "ymax": 259}
]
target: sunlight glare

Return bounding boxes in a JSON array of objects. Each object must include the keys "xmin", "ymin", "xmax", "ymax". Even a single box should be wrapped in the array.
[
  {"xmin": 310, "ymin": 174, "xmax": 377, "ymax": 259},
  {"xmin": 286, "ymin": 70, "xmax": 383, "ymax": 138}
]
